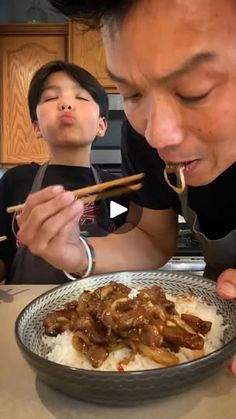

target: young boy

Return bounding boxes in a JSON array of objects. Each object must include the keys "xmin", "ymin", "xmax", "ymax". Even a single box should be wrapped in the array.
[{"xmin": 0, "ymin": 61, "xmax": 128, "ymax": 284}]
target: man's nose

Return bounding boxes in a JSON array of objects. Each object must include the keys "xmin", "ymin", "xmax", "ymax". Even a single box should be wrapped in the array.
[{"xmin": 144, "ymin": 96, "xmax": 185, "ymax": 150}]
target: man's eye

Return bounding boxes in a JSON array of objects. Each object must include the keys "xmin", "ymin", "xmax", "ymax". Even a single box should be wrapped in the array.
[
  {"xmin": 177, "ymin": 91, "xmax": 210, "ymax": 103},
  {"xmin": 124, "ymin": 93, "xmax": 142, "ymax": 103}
]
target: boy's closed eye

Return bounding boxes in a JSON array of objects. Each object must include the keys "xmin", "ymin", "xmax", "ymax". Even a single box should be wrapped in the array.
[
  {"xmin": 75, "ymin": 95, "xmax": 89, "ymax": 101},
  {"xmin": 46, "ymin": 97, "xmax": 58, "ymax": 101},
  {"xmin": 42, "ymin": 96, "xmax": 58, "ymax": 102}
]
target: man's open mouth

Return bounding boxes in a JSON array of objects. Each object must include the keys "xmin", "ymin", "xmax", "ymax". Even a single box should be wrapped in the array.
[{"xmin": 164, "ymin": 163, "xmax": 186, "ymax": 194}]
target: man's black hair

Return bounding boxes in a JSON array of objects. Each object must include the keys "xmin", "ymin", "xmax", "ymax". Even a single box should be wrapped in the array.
[
  {"xmin": 28, "ymin": 60, "xmax": 109, "ymax": 122},
  {"xmin": 49, "ymin": 0, "xmax": 138, "ymax": 29}
]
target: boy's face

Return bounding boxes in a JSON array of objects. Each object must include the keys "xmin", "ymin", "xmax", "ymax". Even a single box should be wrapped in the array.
[
  {"xmin": 102, "ymin": 0, "xmax": 236, "ymax": 186},
  {"xmin": 34, "ymin": 71, "xmax": 107, "ymax": 150}
]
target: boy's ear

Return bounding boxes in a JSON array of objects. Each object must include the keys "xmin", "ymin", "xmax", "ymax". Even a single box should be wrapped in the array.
[
  {"xmin": 33, "ymin": 121, "xmax": 42, "ymax": 138},
  {"xmin": 96, "ymin": 117, "xmax": 108, "ymax": 137}
]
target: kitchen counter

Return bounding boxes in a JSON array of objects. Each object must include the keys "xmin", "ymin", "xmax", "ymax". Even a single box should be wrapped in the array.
[{"xmin": 0, "ymin": 284, "xmax": 235, "ymax": 419}]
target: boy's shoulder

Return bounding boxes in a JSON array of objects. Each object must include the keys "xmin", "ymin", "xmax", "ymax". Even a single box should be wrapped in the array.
[
  {"xmin": 95, "ymin": 167, "xmax": 120, "ymax": 182},
  {"xmin": 1, "ymin": 162, "xmax": 40, "ymax": 182}
]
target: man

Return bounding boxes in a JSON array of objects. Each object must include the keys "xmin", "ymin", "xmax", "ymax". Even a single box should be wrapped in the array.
[{"xmin": 16, "ymin": 0, "xmax": 235, "ymax": 371}]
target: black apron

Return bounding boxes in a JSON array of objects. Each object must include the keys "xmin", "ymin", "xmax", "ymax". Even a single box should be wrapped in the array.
[
  {"xmin": 8, "ymin": 164, "xmax": 111, "ymax": 284},
  {"xmin": 179, "ymin": 186, "xmax": 236, "ymax": 281}
]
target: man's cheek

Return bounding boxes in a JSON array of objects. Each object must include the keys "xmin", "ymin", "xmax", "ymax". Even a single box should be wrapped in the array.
[{"xmin": 125, "ymin": 111, "xmax": 146, "ymax": 136}]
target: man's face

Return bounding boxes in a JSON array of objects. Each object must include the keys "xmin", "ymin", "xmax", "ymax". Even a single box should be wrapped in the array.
[
  {"xmin": 102, "ymin": 0, "xmax": 236, "ymax": 186},
  {"xmin": 34, "ymin": 71, "xmax": 106, "ymax": 150}
]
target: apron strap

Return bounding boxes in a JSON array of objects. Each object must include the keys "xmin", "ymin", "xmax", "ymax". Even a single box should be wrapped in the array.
[
  {"xmin": 90, "ymin": 165, "xmax": 102, "ymax": 184},
  {"xmin": 30, "ymin": 163, "xmax": 49, "ymax": 193}
]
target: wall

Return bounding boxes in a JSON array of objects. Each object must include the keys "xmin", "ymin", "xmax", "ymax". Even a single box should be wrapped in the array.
[
  {"xmin": 0, "ymin": 0, "xmax": 14, "ymax": 22},
  {"xmin": 0, "ymin": 0, "xmax": 65, "ymax": 23}
]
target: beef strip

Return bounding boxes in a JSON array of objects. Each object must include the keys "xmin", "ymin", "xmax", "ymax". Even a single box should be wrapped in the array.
[
  {"xmin": 181, "ymin": 313, "xmax": 212, "ymax": 335},
  {"xmin": 163, "ymin": 325, "xmax": 204, "ymax": 350},
  {"xmin": 43, "ymin": 308, "xmax": 78, "ymax": 336}
]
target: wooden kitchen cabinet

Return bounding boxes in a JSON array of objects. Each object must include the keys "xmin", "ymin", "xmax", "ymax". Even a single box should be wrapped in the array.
[
  {"xmin": 68, "ymin": 22, "xmax": 116, "ymax": 92},
  {"xmin": 0, "ymin": 22, "xmax": 115, "ymax": 164},
  {"xmin": 0, "ymin": 24, "xmax": 67, "ymax": 164}
]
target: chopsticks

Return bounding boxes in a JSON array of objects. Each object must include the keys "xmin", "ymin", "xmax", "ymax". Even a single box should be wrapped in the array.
[
  {"xmin": 6, "ymin": 173, "xmax": 144, "ymax": 214},
  {"xmin": 79, "ymin": 182, "xmax": 142, "ymax": 204}
]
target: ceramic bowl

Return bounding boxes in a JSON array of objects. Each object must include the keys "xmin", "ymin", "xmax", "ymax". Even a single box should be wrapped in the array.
[{"xmin": 15, "ymin": 271, "xmax": 236, "ymax": 406}]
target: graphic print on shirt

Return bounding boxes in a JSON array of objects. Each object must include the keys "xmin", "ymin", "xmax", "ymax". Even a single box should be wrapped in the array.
[
  {"xmin": 80, "ymin": 202, "xmax": 97, "ymax": 225},
  {"xmin": 81, "ymin": 202, "xmax": 115, "ymax": 234}
]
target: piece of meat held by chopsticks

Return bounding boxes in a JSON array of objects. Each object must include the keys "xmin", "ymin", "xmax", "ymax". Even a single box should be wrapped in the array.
[
  {"xmin": 164, "ymin": 164, "xmax": 186, "ymax": 194},
  {"xmin": 0, "ymin": 235, "xmax": 7, "ymax": 242}
]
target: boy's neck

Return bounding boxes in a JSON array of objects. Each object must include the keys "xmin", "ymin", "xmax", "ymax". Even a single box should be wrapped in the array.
[{"xmin": 48, "ymin": 146, "xmax": 91, "ymax": 167}]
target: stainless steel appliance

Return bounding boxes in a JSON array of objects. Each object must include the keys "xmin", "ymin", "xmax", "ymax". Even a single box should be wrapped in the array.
[
  {"xmin": 91, "ymin": 94, "xmax": 124, "ymax": 166},
  {"xmin": 163, "ymin": 224, "xmax": 205, "ymax": 274},
  {"xmin": 108, "ymin": 94, "xmax": 124, "ymax": 111},
  {"xmin": 162, "ymin": 256, "xmax": 205, "ymax": 275},
  {"xmin": 91, "ymin": 111, "xmax": 123, "ymax": 165}
]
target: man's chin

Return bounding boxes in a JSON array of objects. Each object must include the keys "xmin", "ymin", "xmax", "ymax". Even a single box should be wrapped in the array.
[
  {"xmin": 185, "ymin": 174, "xmax": 218, "ymax": 187},
  {"xmin": 185, "ymin": 171, "xmax": 220, "ymax": 187}
]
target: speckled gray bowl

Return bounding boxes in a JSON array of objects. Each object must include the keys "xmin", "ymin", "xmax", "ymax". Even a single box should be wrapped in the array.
[{"xmin": 15, "ymin": 271, "xmax": 236, "ymax": 406}]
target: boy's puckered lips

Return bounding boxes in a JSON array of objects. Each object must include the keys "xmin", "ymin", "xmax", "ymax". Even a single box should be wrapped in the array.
[{"xmin": 59, "ymin": 112, "xmax": 75, "ymax": 125}]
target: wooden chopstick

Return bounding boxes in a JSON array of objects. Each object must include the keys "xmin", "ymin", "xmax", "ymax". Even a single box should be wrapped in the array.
[
  {"xmin": 81, "ymin": 182, "xmax": 142, "ymax": 204},
  {"xmin": 6, "ymin": 173, "xmax": 144, "ymax": 214},
  {"xmin": 73, "ymin": 172, "xmax": 144, "ymax": 198}
]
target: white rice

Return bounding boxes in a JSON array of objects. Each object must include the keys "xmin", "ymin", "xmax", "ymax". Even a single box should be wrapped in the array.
[{"xmin": 43, "ymin": 294, "xmax": 226, "ymax": 371}]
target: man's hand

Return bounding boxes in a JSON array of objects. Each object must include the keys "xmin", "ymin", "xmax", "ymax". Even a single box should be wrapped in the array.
[
  {"xmin": 217, "ymin": 268, "xmax": 236, "ymax": 375},
  {"xmin": 17, "ymin": 185, "xmax": 87, "ymax": 273}
]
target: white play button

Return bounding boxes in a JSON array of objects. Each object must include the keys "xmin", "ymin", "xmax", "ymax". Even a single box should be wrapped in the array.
[{"xmin": 110, "ymin": 201, "xmax": 128, "ymax": 219}]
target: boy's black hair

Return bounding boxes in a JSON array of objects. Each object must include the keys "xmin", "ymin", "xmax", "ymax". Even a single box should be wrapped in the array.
[
  {"xmin": 28, "ymin": 60, "xmax": 109, "ymax": 122},
  {"xmin": 49, "ymin": 0, "xmax": 137, "ymax": 30}
]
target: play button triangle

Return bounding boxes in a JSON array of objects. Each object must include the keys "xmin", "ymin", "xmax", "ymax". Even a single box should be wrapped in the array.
[{"xmin": 110, "ymin": 201, "xmax": 128, "ymax": 219}]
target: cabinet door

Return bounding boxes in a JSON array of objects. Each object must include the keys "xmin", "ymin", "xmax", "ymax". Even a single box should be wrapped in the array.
[
  {"xmin": 69, "ymin": 22, "xmax": 116, "ymax": 92},
  {"xmin": 0, "ymin": 24, "xmax": 67, "ymax": 164}
]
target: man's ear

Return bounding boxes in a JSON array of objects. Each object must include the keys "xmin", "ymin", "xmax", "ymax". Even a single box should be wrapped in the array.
[
  {"xmin": 96, "ymin": 117, "xmax": 108, "ymax": 137},
  {"xmin": 33, "ymin": 121, "xmax": 42, "ymax": 138}
]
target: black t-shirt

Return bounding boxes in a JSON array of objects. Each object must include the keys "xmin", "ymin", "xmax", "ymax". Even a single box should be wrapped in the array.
[
  {"xmin": 0, "ymin": 163, "xmax": 129, "ymax": 277},
  {"xmin": 121, "ymin": 119, "xmax": 236, "ymax": 240}
]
